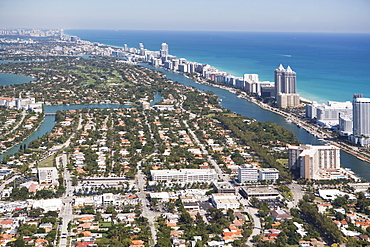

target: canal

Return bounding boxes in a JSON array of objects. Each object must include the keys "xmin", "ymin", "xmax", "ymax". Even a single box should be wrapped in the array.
[{"xmin": 0, "ymin": 91, "xmax": 163, "ymax": 161}]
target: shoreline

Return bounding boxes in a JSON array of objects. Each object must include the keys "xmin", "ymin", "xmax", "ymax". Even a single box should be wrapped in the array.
[
  {"xmin": 159, "ymin": 68, "xmax": 370, "ymax": 166},
  {"xmin": 0, "ymin": 114, "xmax": 45, "ymax": 157}
]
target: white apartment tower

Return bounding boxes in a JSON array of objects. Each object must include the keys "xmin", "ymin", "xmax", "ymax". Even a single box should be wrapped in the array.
[
  {"xmin": 160, "ymin": 43, "xmax": 169, "ymax": 57},
  {"xmin": 353, "ymin": 94, "xmax": 370, "ymax": 137},
  {"xmin": 351, "ymin": 94, "xmax": 370, "ymax": 146}
]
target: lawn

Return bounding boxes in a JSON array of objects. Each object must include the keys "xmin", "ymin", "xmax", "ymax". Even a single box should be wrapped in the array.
[
  {"xmin": 99, "ymin": 222, "xmax": 112, "ymax": 228},
  {"xmin": 37, "ymin": 154, "xmax": 55, "ymax": 167}
]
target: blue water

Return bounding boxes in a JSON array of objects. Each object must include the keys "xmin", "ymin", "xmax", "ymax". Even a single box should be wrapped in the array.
[
  {"xmin": 66, "ymin": 30, "xmax": 370, "ymax": 103},
  {"xmin": 0, "ymin": 73, "xmax": 34, "ymax": 86}
]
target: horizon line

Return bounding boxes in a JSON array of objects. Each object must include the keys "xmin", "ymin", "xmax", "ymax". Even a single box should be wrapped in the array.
[
  {"xmin": 63, "ymin": 28, "xmax": 370, "ymax": 35},
  {"xmin": 1, "ymin": 27, "xmax": 369, "ymax": 35}
]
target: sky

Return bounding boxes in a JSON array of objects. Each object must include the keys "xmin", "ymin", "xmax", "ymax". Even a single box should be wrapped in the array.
[{"xmin": 0, "ymin": 0, "xmax": 369, "ymax": 33}]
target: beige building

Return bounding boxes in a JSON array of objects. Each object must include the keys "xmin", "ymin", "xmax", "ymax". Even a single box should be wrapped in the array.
[
  {"xmin": 277, "ymin": 93, "xmax": 300, "ymax": 108},
  {"xmin": 288, "ymin": 144, "xmax": 340, "ymax": 179}
]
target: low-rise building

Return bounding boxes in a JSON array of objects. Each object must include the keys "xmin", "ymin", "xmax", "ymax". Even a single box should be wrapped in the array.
[
  {"xmin": 259, "ymin": 168, "xmax": 279, "ymax": 181},
  {"xmin": 150, "ymin": 169, "xmax": 218, "ymax": 183},
  {"xmin": 38, "ymin": 167, "xmax": 59, "ymax": 184},
  {"xmin": 270, "ymin": 208, "xmax": 292, "ymax": 221},
  {"xmin": 239, "ymin": 186, "xmax": 281, "ymax": 200},
  {"xmin": 238, "ymin": 164, "xmax": 258, "ymax": 182},
  {"xmin": 213, "ymin": 182, "xmax": 235, "ymax": 194},
  {"xmin": 211, "ymin": 194, "xmax": 240, "ymax": 209}
]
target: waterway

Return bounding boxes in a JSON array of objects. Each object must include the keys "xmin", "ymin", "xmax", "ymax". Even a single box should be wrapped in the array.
[
  {"xmin": 0, "ymin": 73, "xmax": 34, "ymax": 86},
  {"xmin": 142, "ymin": 64, "xmax": 370, "ymax": 181},
  {"xmin": 0, "ymin": 93, "xmax": 163, "ymax": 161}
]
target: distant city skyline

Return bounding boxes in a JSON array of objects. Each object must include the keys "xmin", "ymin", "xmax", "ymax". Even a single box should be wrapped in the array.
[{"xmin": 0, "ymin": 0, "xmax": 369, "ymax": 33}]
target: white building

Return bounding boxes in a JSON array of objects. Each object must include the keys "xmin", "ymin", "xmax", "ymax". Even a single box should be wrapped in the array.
[
  {"xmin": 38, "ymin": 167, "xmax": 59, "ymax": 184},
  {"xmin": 150, "ymin": 169, "xmax": 218, "ymax": 183},
  {"xmin": 339, "ymin": 114, "xmax": 353, "ymax": 136},
  {"xmin": 32, "ymin": 198, "xmax": 63, "ymax": 212},
  {"xmin": 141, "ymin": 101, "xmax": 150, "ymax": 110},
  {"xmin": 211, "ymin": 193, "xmax": 240, "ymax": 209},
  {"xmin": 306, "ymin": 101, "xmax": 352, "ymax": 128},
  {"xmin": 259, "ymin": 168, "xmax": 279, "ymax": 181},
  {"xmin": 351, "ymin": 94, "xmax": 370, "ymax": 147},
  {"xmin": 160, "ymin": 43, "xmax": 168, "ymax": 57},
  {"xmin": 238, "ymin": 164, "xmax": 258, "ymax": 183},
  {"xmin": 288, "ymin": 144, "xmax": 340, "ymax": 179}
]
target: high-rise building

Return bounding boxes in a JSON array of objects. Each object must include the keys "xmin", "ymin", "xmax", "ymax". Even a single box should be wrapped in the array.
[
  {"xmin": 160, "ymin": 43, "xmax": 168, "ymax": 57},
  {"xmin": 339, "ymin": 113, "xmax": 353, "ymax": 136},
  {"xmin": 288, "ymin": 145, "xmax": 340, "ymax": 179},
  {"xmin": 352, "ymin": 94, "xmax": 370, "ymax": 137},
  {"xmin": 274, "ymin": 64, "xmax": 296, "ymax": 98},
  {"xmin": 274, "ymin": 65, "xmax": 300, "ymax": 108},
  {"xmin": 351, "ymin": 94, "xmax": 370, "ymax": 146}
]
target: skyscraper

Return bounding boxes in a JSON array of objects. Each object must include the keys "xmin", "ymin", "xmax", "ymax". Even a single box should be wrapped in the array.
[
  {"xmin": 351, "ymin": 94, "xmax": 370, "ymax": 146},
  {"xmin": 274, "ymin": 64, "xmax": 296, "ymax": 98},
  {"xmin": 160, "ymin": 43, "xmax": 168, "ymax": 57},
  {"xmin": 274, "ymin": 64, "xmax": 300, "ymax": 108}
]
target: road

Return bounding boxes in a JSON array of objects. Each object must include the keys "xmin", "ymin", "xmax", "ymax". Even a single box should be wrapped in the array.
[
  {"xmin": 136, "ymin": 154, "xmax": 160, "ymax": 246},
  {"xmin": 246, "ymin": 206, "xmax": 261, "ymax": 246},
  {"xmin": 59, "ymin": 152, "xmax": 74, "ymax": 247},
  {"xmin": 178, "ymin": 94, "xmax": 228, "ymax": 182},
  {"xmin": 57, "ymin": 114, "xmax": 83, "ymax": 247},
  {"xmin": 0, "ymin": 174, "xmax": 21, "ymax": 192},
  {"xmin": 183, "ymin": 120, "xmax": 229, "ymax": 182},
  {"xmin": 288, "ymin": 182, "xmax": 305, "ymax": 208},
  {"xmin": 3, "ymin": 110, "xmax": 27, "ymax": 136}
]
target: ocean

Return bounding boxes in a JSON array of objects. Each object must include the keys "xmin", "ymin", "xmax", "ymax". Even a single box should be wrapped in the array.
[{"xmin": 66, "ymin": 30, "xmax": 370, "ymax": 103}]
